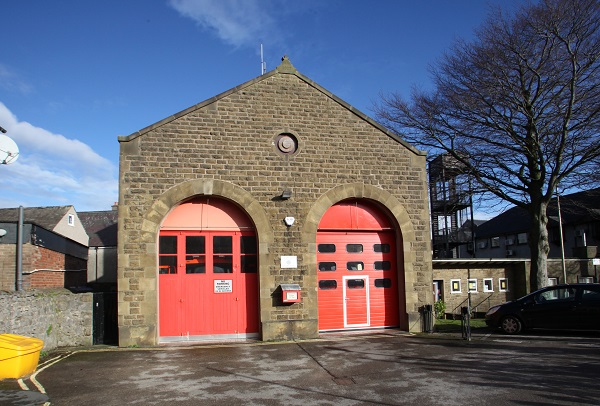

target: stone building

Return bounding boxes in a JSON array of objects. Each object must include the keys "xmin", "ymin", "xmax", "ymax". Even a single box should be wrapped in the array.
[{"xmin": 117, "ymin": 57, "xmax": 432, "ymax": 346}]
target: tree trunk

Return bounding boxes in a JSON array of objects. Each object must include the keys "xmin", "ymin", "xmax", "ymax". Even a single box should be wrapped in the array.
[{"xmin": 528, "ymin": 201, "xmax": 550, "ymax": 292}]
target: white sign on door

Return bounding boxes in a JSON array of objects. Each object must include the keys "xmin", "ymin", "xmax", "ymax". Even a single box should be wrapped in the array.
[{"xmin": 214, "ymin": 279, "xmax": 233, "ymax": 293}]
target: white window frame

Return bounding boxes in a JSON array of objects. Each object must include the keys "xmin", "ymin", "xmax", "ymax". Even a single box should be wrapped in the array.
[
  {"xmin": 67, "ymin": 214, "xmax": 75, "ymax": 227},
  {"xmin": 548, "ymin": 277, "xmax": 559, "ymax": 286},
  {"xmin": 483, "ymin": 278, "xmax": 494, "ymax": 292},
  {"xmin": 468, "ymin": 278, "xmax": 478, "ymax": 293},
  {"xmin": 491, "ymin": 237, "xmax": 500, "ymax": 248},
  {"xmin": 578, "ymin": 276, "xmax": 594, "ymax": 284},
  {"xmin": 450, "ymin": 279, "xmax": 462, "ymax": 294},
  {"xmin": 499, "ymin": 278, "xmax": 508, "ymax": 292}
]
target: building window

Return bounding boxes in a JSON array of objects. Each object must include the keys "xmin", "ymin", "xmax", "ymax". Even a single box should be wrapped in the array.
[
  {"xmin": 499, "ymin": 278, "xmax": 508, "ymax": 292},
  {"xmin": 67, "ymin": 214, "xmax": 75, "ymax": 226},
  {"xmin": 451, "ymin": 279, "xmax": 461, "ymax": 294},
  {"xmin": 483, "ymin": 278, "xmax": 493, "ymax": 292},
  {"xmin": 491, "ymin": 237, "xmax": 500, "ymax": 248},
  {"xmin": 517, "ymin": 232, "xmax": 527, "ymax": 244},
  {"xmin": 548, "ymin": 277, "xmax": 559, "ymax": 286},
  {"xmin": 468, "ymin": 279, "xmax": 477, "ymax": 293},
  {"xmin": 578, "ymin": 276, "xmax": 594, "ymax": 284}
]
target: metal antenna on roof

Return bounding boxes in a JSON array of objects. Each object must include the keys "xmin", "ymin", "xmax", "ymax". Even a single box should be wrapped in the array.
[{"xmin": 260, "ymin": 44, "xmax": 267, "ymax": 75}]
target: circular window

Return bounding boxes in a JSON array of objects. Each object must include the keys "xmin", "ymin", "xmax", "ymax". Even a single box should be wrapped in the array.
[{"xmin": 274, "ymin": 133, "xmax": 299, "ymax": 155}]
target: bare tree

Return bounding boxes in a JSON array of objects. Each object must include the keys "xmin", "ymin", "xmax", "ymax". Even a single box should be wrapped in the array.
[{"xmin": 376, "ymin": 0, "xmax": 600, "ymax": 290}]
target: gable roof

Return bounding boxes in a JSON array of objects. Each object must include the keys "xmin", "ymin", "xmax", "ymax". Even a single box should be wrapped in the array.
[
  {"xmin": 0, "ymin": 206, "xmax": 72, "ymax": 230},
  {"xmin": 118, "ymin": 56, "xmax": 425, "ymax": 157},
  {"xmin": 475, "ymin": 187, "xmax": 600, "ymax": 238},
  {"xmin": 78, "ymin": 210, "xmax": 118, "ymax": 247}
]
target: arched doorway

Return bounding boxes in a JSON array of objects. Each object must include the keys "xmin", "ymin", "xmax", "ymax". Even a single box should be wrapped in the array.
[
  {"xmin": 317, "ymin": 199, "xmax": 400, "ymax": 331},
  {"xmin": 158, "ymin": 197, "xmax": 259, "ymax": 342}
]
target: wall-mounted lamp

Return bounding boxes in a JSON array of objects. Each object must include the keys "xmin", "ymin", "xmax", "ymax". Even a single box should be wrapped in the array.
[
  {"xmin": 0, "ymin": 229, "xmax": 6, "ymax": 237},
  {"xmin": 281, "ymin": 189, "xmax": 292, "ymax": 200},
  {"xmin": 284, "ymin": 217, "xmax": 295, "ymax": 227}
]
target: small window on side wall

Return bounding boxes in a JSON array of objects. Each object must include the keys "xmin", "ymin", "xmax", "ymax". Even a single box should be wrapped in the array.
[
  {"xmin": 483, "ymin": 278, "xmax": 493, "ymax": 292},
  {"xmin": 499, "ymin": 278, "xmax": 508, "ymax": 292},
  {"xmin": 491, "ymin": 237, "xmax": 500, "ymax": 248},
  {"xmin": 68, "ymin": 214, "xmax": 75, "ymax": 226},
  {"xmin": 451, "ymin": 279, "xmax": 461, "ymax": 294},
  {"xmin": 468, "ymin": 279, "xmax": 477, "ymax": 293}
]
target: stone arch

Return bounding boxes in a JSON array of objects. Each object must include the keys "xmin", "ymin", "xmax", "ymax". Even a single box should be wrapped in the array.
[
  {"xmin": 139, "ymin": 179, "xmax": 274, "ymax": 343},
  {"xmin": 301, "ymin": 183, "xmax": 417, "ymax": 330}
]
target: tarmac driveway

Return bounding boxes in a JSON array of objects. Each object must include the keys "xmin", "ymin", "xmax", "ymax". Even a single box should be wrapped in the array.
[{"xmin": 2, "ymin": 331, "xmax": 600, "ymax": 405}]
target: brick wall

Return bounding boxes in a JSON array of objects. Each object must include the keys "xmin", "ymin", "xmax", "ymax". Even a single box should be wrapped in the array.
[
  {"xmin": 1, "ymin": 243, "xmax": 87, "ymax": 291},
  {"xmin": 0, "ymin": 244, "xmax": 16, "ymax": 291},
  {"xmin": 118, "ymin": 59, "xmax": 432, "ymax": 346}
]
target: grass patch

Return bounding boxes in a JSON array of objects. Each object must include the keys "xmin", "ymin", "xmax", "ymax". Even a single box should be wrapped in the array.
[{"xmin": 434, "ymin": 318, "xmax": 489, "ymax": 333}]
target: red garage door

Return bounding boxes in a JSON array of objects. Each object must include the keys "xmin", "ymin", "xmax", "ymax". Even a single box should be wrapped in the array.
[
  {"xmin": 317, "ymin": 201, "xmax": 399, "ymax": 331},
  {"xmin": 158, "ymin": 198, "xmax": 258, "ymax": 342}
]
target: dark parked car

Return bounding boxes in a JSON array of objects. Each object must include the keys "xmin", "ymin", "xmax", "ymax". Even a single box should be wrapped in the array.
[{"xmin": 485, "ymin": 283, "xmax": 600, "ymax": 334}]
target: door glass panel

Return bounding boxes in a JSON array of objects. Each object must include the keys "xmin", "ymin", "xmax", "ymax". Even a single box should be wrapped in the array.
[
  {"xmin": 159, "ymin": 236, "xmax": 177, "ymax": 254},
  {"xmin": 159, "ymin": 236, "xmax": 177, "ymax": 274},
  {"xmin": 241, "ymin": 236, "xmax": 257, "ymax": 254},
  {"xmin": 214, "ymin": 236, "xmax": 232, "ymax": 254},
  {"xmin": 241, "ymin": 256, "xmax": 257, "ymax": 273},
  {"xmin": 214, "ymin": 255, "xmax": 233, "ymax": 273},
  {"xmin": 213, "ymin": 236, "xmax": 233, "ymax": 273},
  {"xmin": 374, "ymin": 261, "xmax": 391, "ymax": 270},
  {"xmin": 240, "ymin": 235, "xmax": 258, "ymax": 273},
  {"xmin": 318, "ymin": 244, "xmax": 336, "ymax": 253},
  {"xmin": 346, "ymin": 244, "xmax": 363, "ymax": 253},
  {"xmin": 159, "ymin": 256, "xmax": 177, "ymax": 274},
  {"xmin": 186, "ymin": 236, "xmax": 206, "ymax": 274},
  {"xmin": 374, "ymin": 243, "xmax": 390, "ymax": 253},
  {"xmin": 374, "ymin": 278, "xmax": 392, "ymax": 288},
  {"xmin": 347, "ymin": 261, "xmax": 364, "ymax": 271},
  {"xmin": 186, "ymin": 236, "xmax": 205, "ymax": 253},
  {"xmin": 318, "ymin": 262, "xmax": 336, "ymax": 271},
  {"xmin": 347, "ymin": 279, "xmax": 365, "ymax": 289},
  {"xmin": 319, "ymin": 280, "xmax": 337, "ymax": 289}
]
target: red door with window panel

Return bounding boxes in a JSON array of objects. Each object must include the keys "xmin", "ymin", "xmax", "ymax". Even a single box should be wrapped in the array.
[
  {"xmin": 158, "ymin": 198, "xmax": 258, "ymax": 342},
  {"xmin": 317, "ymin": 200, "xmax": 399, "ymax": 331},
  {"xmin": 159, "ymin": 231, "xmax": 258, "ymax": 340}
]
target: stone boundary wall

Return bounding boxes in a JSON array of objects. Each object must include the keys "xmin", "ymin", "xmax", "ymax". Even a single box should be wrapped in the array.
[{"xmin": 0, "ymin": 289, "xmax": 93, "ymax": 350}]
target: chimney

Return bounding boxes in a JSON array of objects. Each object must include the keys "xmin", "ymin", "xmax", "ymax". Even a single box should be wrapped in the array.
[{"xmin": 112, "ymin": 202, "xmax": 118, "ymax": 211}]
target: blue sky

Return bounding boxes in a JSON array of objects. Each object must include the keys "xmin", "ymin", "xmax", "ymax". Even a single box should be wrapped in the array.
[{"xmin": 0, "ymin": 0, "xmax": 523, "ymax": 214}]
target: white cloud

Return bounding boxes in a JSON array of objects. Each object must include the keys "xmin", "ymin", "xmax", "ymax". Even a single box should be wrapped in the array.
[
  {"xmin": 0, "ymin": 102, "xmax": 118, "ymax": 211},
  {"xmin": 169, "ymin": 0, "xmax": 277, "ymax": 47},
  {"xmin": 0, "ymin": 64, "xmax": 33, "ymax": 95}
]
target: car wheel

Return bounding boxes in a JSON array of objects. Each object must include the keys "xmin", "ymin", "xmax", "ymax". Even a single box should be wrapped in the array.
[{"xmin": 501, "ymin": 315, "xmax": 522, "ymax": 334}]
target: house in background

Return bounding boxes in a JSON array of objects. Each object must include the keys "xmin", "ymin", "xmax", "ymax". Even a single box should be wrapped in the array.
[
  {"xmin": 0, "ymin": 206, "xmax": 89, "ymax": 291},
  {"xmin": 79, "ymin": 205, "xmax": 118, "ymax": 290},
  {"xmin": 433, "ymin": 188, "xmax": 599, "ymax": 316},
  {"xmin": 473, "ymin": 188, "xmax": 599, "ymax": 262}
]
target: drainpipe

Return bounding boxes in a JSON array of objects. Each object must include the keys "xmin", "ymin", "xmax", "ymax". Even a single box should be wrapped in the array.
[{"xmin": 16, "ymin": 205, "xmax": 23, "ymax": 291}]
